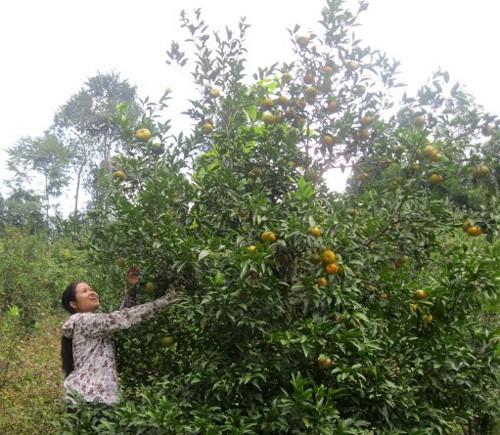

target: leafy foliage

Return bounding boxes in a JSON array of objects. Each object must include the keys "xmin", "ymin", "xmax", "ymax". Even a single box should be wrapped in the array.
[{"xmin": 57, "ymin": 1, "xmax": 499, "ymax": 433}]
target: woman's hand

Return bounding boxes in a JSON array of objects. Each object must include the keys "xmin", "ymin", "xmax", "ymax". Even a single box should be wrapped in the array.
[{"xmin": 126, "ymin": 267, "xmax": 141, "ymax": 289}]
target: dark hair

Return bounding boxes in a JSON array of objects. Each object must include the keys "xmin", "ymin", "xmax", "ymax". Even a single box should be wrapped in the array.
[{"xmin": 61, "ymin": 282, "xmax": 80, "ymax": 377}]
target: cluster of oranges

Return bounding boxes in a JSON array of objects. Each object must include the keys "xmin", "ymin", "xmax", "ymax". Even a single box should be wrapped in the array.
[{"xmin": 462, "ymin": 220, "xmax": 482, "ymax": 237}]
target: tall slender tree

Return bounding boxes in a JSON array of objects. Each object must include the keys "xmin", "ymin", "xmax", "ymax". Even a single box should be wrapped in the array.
[
  {"xmin": 53, "ymin": 72, "xmax": 142, "ymax": 213},
  {"xmin": 7, "ymin": 132, "xmax": 72, "ymax": 221}
]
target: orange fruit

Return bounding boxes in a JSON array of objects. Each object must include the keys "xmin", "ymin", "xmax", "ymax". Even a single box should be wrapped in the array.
[
  {"xmin": 317, "ymin": 356, "xmax": 333, "ymax": 369},
  {"xmin": 113, "ymin": 170, "xmax": 126, "ymax": 180},
  {"xmin": 160, "ymin": 336, "xmax": 174, "ymax": 347},
  {"xmin": 325, "ymin": 263, "xmax": 340, "ymax": 274},
  {"xmin": 345, "ymin": 60, "xmax": 359, "ymax": 71},
  {"xmin": 135, "ymin": 128, "xmax": 152, "ymax": 141},
  {"xmin": 261, "ymin": 232, "xmax": 276, "ymax": 242},
  {"xmin": 303, "ymin": 72, "xmax": 315, "ymax": 84},
  {"xmin": 275, "ymin": 95, "xmax": 289, "ymax": 107},
  {"xmin": 296, "ymin": 35, "xmax": 310, "ymax": 49},
  {"xmin": 261, "ymin": 98, "xmax": 274, "ymax": 110},
  {"xmin": 316, "ymin": 277, "xmax": 328, "ymax": 286},
  {"xmin": 248, "ymin": 245, "xmax": 257, "ymax": 252},
  {"xmin": 360, "ymin": 115, "xmax": 373, "ymax": 126},
  {"xmin": 326, "ymin": 100, "xmax": 340, "ymax": 112},
  {"xmin": 309, "ymin": 227, "xmax": 321, "ymax": 238},
  {"xmin": 462, "ymin": 220, "xmax": 472, "ymax": 232},
  {"xmin": 144, "ymin": 282, "xmax": 155, "ymax": 293},
  {"xmin": 201, "ymin": 122, "xmax": 214, "ymax": 134},
  {"xmin": 422, "ymin": 314, "xmax": 433, "ymax": 324},
  {"xmin": 321, "ymin": 250, "xmax": 336, "ymax": 264},
  {"xmin": 395, "ymin": 255, "xmax": 409, "ymax": 268},
  {"xmin": 209, "ymin": 88, "xmax": 220, "ymax": 98},
  {"xmin": 414, "ymin": 289, "xmax": 427, "ymax": 300},
  {"xmin": 467, "ymin": 226, "xmax": 482, "ymax": 237},
  {"xmin": 304, "ymin": 86, "xmax": 319, "ymax": 103},
  {"xmin": 428, "ymin": 173, "xmax": 443, "ymax": 185}
]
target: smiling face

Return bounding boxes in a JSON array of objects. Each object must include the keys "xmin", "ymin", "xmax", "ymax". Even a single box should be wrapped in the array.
[{"xmin": 69, "ymin": 282, "xmax": 100, "ymax": 313}]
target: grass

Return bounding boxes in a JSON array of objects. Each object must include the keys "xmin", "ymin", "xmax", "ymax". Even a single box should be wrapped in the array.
[{"xmin": 0, "ymin": 313, "xmax": 67, "ymax": 435}]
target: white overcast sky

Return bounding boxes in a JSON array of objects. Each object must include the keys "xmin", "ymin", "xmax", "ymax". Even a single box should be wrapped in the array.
[{"xmin": 1, "ymin": 0, "xmax": 499, "ymax": 204}]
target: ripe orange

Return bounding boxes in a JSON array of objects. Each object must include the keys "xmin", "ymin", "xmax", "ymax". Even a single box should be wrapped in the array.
[
  {"xmin": 309, "ymin": 227, "xmax": 321, "ymax": 238},
  {"xmin": 360, "ymin": 115, "xmax": 373, "ymax": 126},
  {"xmin": 248, "ymin": 245, "xmax": 257, "ymax": 252},
  {"xmin": 296, "ymin": 35, "xmax": 310, "ymax": 49},
  {"xmin": 321, "ymin": 134, "xmax": 335, "ymax": 146},
  {"xmin": 209, "ymin": 88, "xmax": 220, "ymax": 98},
  {"xmin": 473, "ymin": 164, "xmax": 490, "ymax": 178},
  {"xmin": 316, "ymin": 277, "xmax": 328, "ymax": 286},
  {"xmin": 261, "ymin": 98, "xmax": 274, "ymax": 110},
  {"xmin": 263, "ymin": 112, "xmax": 276, "ymax": 124},
  {"xmin": 281, "ymin": 72, "xmax": 292, "ymax": 83},
  {"xmin": 395, "ymin": 255, "xmax": 409, "ymax": 268},
  {"xmin": 317, "ymin": 356, "xmax": 333, "ymax": 369},
  {"xmin": 428, "ymin": 173, "xmax": 443, "ymax": 185},
  {"xmin": 467, "ymin": 226, "xmax": 482, "ymax": 237},
  {"xmin": 325, "ymin": 263, "xmax": 340, "ymax": 274},
  {"xmin": 201, "ymin": 122, "xmax": 214, "ymax": 134},
  {"xmin": 321, "ymin": 249, "xmax": 336, "ymax": 264},
  {"xmin": 414, "ymin": 289, "xmax": 428, "ymax": 300},
  {"xmin": 113, "ymin": 170, "xmax": 126, "ymax": 180},
  {"xmin": 261, "ymin": 232, "xmax": 276, "ymax": 242},
  {"xmin": 410, "ymin": 304, "xmax": 418, "ymax": 312},
  {"xmin": 345, "ymin": 60, "xmax": 359, "ymax": 71},
  {"xmin": 326, "ymin": 100, "xmax": 340, "ymax": 112},
  {"xmin": 303, "ymin": 73, "xmax": 315, "ymax": 84},
  {"xmin": 304, "ymin": 86, "xmax": 319, "ymax": 103},
  {"xmin": 135, "ymin": 128, "xmax": 152, "ymax": 141},
  {"xmin": 322, "ymin": 65, "xmax": 335, "ymax": 75},
  {"xmin": 422, "ymin": 314, "xmax": 433, "ymax": 324},
  {"xmin": 275, "ymin": 95, "xmax": 289, "ymax": 107}
]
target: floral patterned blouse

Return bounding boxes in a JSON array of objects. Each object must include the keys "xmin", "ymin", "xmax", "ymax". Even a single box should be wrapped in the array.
[{"xmin": 62, "ymin": 290, "xmax": 177, "ymax": 404}]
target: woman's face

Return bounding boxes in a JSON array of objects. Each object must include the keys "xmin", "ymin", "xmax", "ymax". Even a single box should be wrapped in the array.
[{"xmin": 70, "ymin": 282, "xmax": 100, "ymax": 313}]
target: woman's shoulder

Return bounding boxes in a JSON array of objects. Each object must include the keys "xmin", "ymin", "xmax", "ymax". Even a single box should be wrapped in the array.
[
  {"xmin": 62, "ymin": 313, "xmax": 82, "ymax": 338},
  {"xmin": 62, "ymin": 312, "xmax": 100, "ymax": 337}
]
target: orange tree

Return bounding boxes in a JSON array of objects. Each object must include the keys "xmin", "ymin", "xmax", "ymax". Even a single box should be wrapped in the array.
[{"xmin": 64, "ymin": 1, "xmax": 499, "ymax": 433}]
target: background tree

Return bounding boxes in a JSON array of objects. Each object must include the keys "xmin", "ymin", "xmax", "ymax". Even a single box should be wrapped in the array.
[
  {"xmin": 53, "ymin": 71, "xmax": 143, "ymax": 213},
  {"xmin": 6, "ymin": 132, "xmax": 72, "ymax": 221},
  {"xmin": 0, "ymin": 189, "xmax": 47, "ymax": 234}
]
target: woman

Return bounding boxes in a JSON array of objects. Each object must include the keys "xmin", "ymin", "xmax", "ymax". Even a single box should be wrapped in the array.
[{"xmin": 60, "ymin": 267, "xmax": 179, "ymax": 405}]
